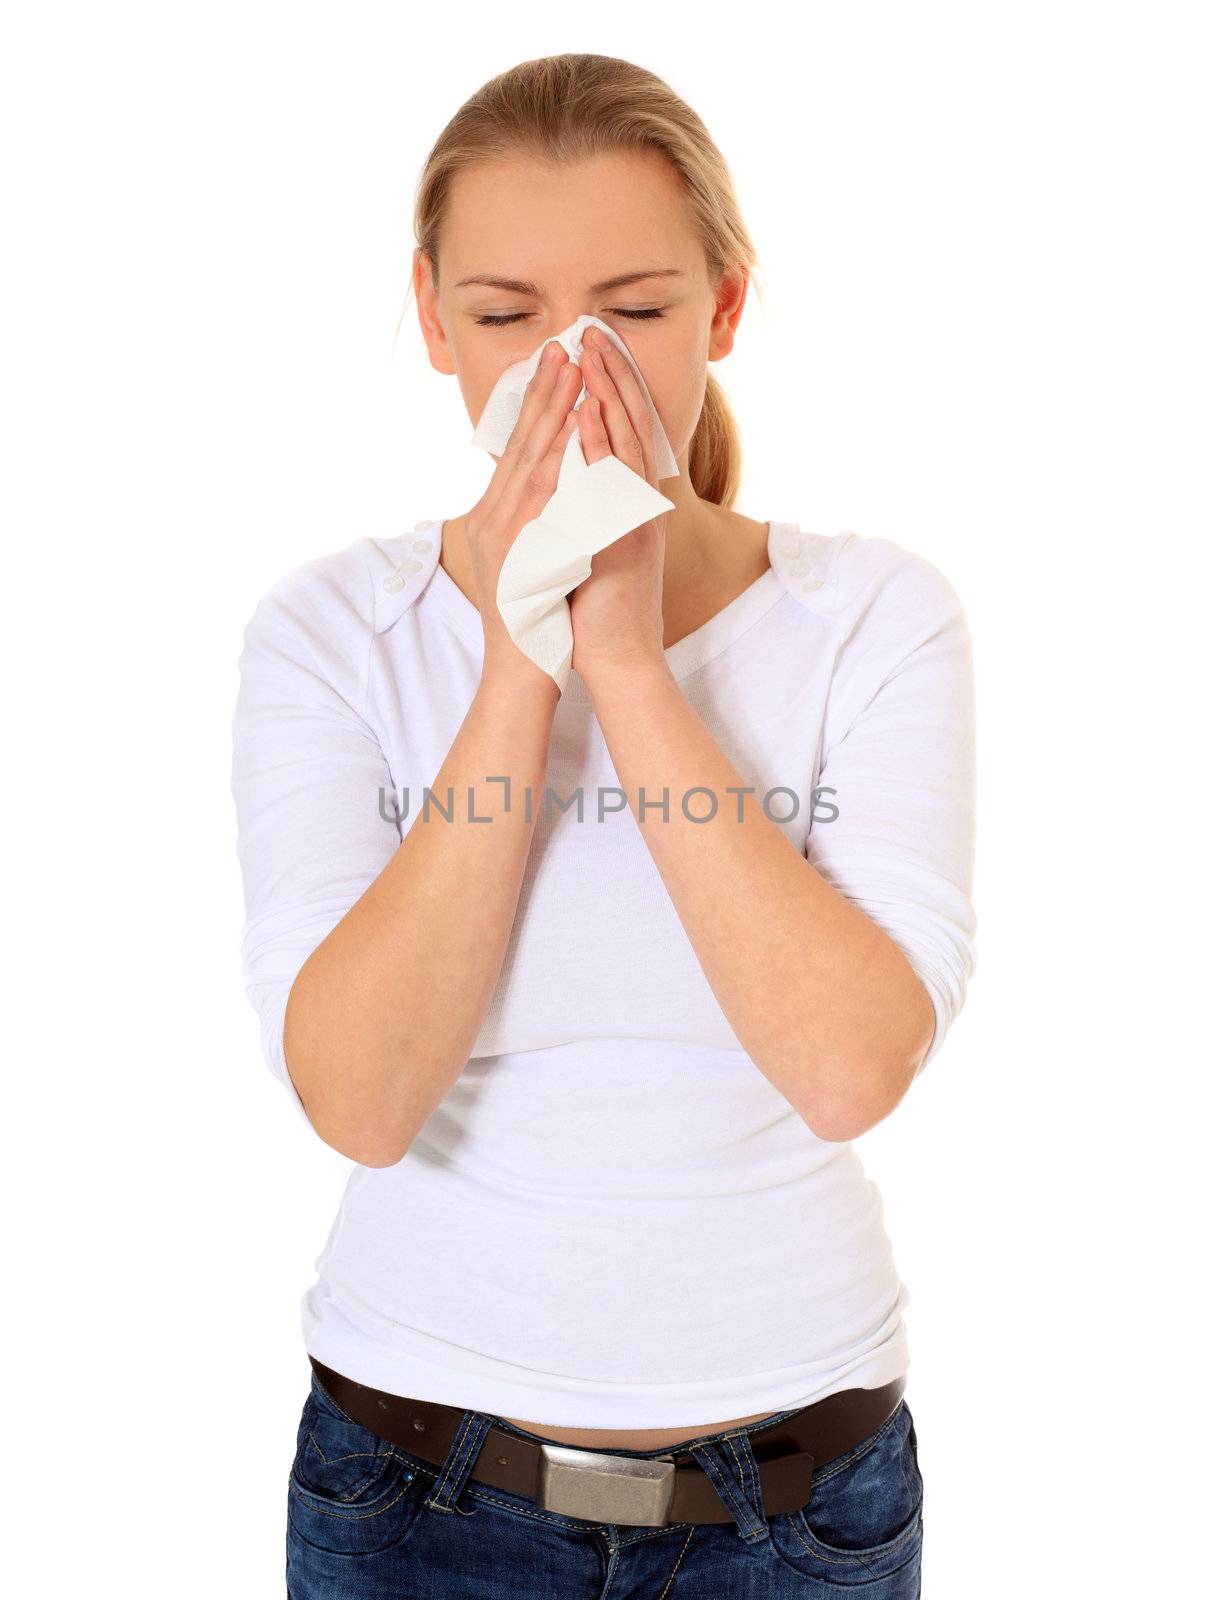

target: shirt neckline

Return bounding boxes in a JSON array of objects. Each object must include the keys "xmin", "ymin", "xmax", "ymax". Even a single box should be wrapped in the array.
[{"xmin": 424, "ymin": 518, "xmax": 794, "ymax": 701}]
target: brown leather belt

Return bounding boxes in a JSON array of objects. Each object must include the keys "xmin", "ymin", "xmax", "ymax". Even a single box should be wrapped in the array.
[{"xmin": 308, "ymin": 1354, "xmax": 906, "ymax": 1529}]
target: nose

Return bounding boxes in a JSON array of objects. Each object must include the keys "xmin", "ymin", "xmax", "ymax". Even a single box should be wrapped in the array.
[{"xmin": 541, "ymin": 312, "xmax": 609, "ymax": 354}]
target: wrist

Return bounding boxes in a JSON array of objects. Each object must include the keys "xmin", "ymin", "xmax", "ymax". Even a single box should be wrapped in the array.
[
  {"xmin": 480, "ymin": 648, "xmax": 562, "ymax": 711},
  {"xmin": 577, "ymin": 651, "xmax": 677, "ymax": 702}
]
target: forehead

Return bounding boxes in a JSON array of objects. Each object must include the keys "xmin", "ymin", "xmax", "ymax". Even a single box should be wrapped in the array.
[{"xmin": 441, "ymin": 151, "xmax": 702, "ymax": 286}]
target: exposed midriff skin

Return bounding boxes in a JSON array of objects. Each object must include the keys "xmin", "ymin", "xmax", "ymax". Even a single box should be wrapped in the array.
[{"xmin": 497, "ymin": 1406, "xmax": 781, "ymax": 1450}]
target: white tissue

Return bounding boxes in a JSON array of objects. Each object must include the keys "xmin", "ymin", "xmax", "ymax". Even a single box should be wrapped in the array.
[{"xmin": 470, "ymin": 313, "xmax": 678, "ymax": 694}]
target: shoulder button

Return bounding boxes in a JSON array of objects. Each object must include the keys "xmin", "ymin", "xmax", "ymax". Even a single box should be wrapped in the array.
[
  {"xmin": 369, "ymin": 529, "xmax": 442, "ymax": 634},
  {"xmin": 766, "ymin": 525, "xmax": 844, "ymax": 614}
]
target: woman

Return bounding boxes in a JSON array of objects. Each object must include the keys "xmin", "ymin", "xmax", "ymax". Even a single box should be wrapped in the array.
[{"xmin": 231, "ymin": 52, "xmax": 976, "ymax": 1598}]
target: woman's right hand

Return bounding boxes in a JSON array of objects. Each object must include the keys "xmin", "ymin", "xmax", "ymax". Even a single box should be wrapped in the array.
[{"xmin": 464, "ymin": 340, "xmax": 583, "ymax": 685}]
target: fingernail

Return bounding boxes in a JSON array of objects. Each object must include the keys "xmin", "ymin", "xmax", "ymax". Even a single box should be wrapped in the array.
[{"xmin": 541, "ymin": 342, "xmax": 560, "ymax": 368}]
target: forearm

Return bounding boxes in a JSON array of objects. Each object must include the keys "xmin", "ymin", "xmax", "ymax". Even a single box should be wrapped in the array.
[
  {"xmin": 284, "ymin": 663, "xmax": 559, "ymax": 1165},
  {"xmin": 583, "ymin": 659, "xmax": 935, "ymax": 1141}
]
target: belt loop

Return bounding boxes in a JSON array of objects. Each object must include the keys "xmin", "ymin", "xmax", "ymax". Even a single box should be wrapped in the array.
[
  {"xmin": 687, "ymin": 1431, "xmax": 769, "ymax": 1544},
  {"xmin": 423, "ymin": 1409, "xmax": 495, "ymax": 1516}
]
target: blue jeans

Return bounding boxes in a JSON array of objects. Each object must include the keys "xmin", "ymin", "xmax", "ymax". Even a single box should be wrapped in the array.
[{"xmin": 286, "ymin": 1368, "xmax": 924, "ymax": 1597}]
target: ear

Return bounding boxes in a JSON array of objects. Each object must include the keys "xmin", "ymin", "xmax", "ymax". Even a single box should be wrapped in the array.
[
  {"xmin": 708, "ymin": 265, "xmax": 749, "ymax": 363},
  {"xmin": 413, "ymin": 248, "xmax": 458, "ymax": 376}
]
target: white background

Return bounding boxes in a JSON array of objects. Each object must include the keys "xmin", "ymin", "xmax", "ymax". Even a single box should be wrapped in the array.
[{"xmin": 4, "ymin": 3, "xmax": 1206, "ymax": 1594}]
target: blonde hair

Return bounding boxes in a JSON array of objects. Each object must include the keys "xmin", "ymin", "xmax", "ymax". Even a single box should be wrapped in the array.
[{"xmin": 402, "ymin": 54, "xmax": 765, "ymax": 510}]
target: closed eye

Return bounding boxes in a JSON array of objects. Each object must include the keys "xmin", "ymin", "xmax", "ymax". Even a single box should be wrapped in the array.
[{"xmin": 473, "ymin": 308, "xmax": 666, "ymax": 326}]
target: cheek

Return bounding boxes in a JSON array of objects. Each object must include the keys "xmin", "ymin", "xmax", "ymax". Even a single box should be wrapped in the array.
[
  {"xmin": 463, "ymin": 343, "xmax": 551, "ymax": 422},
  {"xmin": 460, "ymin": 357, "xmax": 508, "ymax": 429},
  {"xmin": 447, "ymin": 328, "xmax": 504, "ymax": 401},
  {"xmin": 640, "ymin": 352, "xmax": 708, "ymax": 453}
]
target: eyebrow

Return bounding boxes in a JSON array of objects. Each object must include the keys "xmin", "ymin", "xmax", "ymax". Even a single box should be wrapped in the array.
[{"xmin": 453, "ymin": 268, "xmax": 686, "ymax": 296}]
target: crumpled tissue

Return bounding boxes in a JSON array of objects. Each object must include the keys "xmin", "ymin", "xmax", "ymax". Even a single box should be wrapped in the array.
[{"xmin": 469, "ymin": 313, "xmax": 678, "ymax": 694}]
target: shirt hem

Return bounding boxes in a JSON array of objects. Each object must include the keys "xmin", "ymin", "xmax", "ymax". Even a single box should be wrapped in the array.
[{"xmin": 300, "ymin": 1308, "xmax": 910, "ymax": 1432}]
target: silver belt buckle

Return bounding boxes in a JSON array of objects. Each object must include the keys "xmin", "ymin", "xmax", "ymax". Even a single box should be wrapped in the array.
[{"xmin": 537, "ymin": 1444, "xmax": 677, "ymax": 1527}]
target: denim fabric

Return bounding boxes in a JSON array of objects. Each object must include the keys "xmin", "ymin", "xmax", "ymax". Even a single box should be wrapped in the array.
[{"xmin": 286, "ymin": 1369, "xmax": 924, "ymax": 1597}]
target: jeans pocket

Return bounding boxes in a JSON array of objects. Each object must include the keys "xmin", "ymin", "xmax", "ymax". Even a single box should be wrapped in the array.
[
  {"xmin": 287, "ymin": 1374, "xmax": 428, "ymax": 1556},
  {"xmin": 768, "ymin": 1399, "xmax": 924, "ymax": 1585}
]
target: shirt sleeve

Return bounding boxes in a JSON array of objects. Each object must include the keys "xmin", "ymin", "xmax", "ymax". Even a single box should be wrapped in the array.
[
  {"xmin": 805, "ymin": 540, "xmax": 978, "ymax": 1076},
  {"xmin": 229, "ymin": 555, "xmax": 402, "ymax": 1128}
]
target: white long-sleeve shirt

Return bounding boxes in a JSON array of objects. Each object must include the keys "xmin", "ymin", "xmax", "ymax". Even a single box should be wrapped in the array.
[{"xmin": 229, "ymin": 517, "xmax": 977, "ymax": 1427}]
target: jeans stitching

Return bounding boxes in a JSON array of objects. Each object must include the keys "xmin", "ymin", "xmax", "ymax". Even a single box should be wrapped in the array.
[
  {"xmin": 779, "ymin": 1403, "xmax": 920, "ymax": 1571},
  {"xmin": 655, "ymin": 1527, "xmax": 696, "ymax": 1599},
  {"xmin": 309, "ymin": 1433, "xmax": 384, "ymax": 1469},
  {"xmin": 783, "ymin": 1500, "xmax": 921, "ymax": 1568},
  {"xmin": 690, "ymin": 1446, "xmax": 733, "ymax": 1515},
  {"xmin": 454, "ymin": 1485, "xmax": 618, "ymax": 1531},
  {"xmin": 724, "ymin": 1435, "xmax": 754, "ymax": 1516},
  {"xmin": 310, "ymin": 1373, "xmax": 364, "ymax": 1431},
  {"xmin": 808, "ymin": 1399, "xmax": 905, "ymax": 1490},
  {"xmin": 299, "ymin": 1390, "xmax": 399, "ymax": 1501},
  {"xmin": 740, "ymin": 1437, "xmax": 755, "ymax": 1508},
  {"xmin": 289, "ymin": 1475, "xmax": 415, "ymax": 1521},
  {"xmin": 426, "ymin": 1413, "xmax": 487, "ymax": 1515},
  {"xmin": 692, "ymin": 1443, "xmax": 763, "ymax": 1539},
  {"xmin": 723, "ymin": 1437, "xmax": 742, "ymax": 1503}
]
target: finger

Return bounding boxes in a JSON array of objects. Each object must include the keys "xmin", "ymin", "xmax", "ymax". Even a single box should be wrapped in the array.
[
  {"xmin": 497, "ymin": 373, "xmax": 582, "ymax": 529},
  {"xmin": 513, "ymin": 340, "xmax": 570, "ymax": 437},
  {"xmin": 478, "ymin": 343, "xmax": 574, "ymax": 516},
  {"xmin": 575, "ymin": 393, "xmax": 612, "ymax": 467},
  {"xmin": 581, "ymin": 333, "xmax": 657, "ymax": 484},
  {"xmin": 504, "ymin": 356, "xmax": 581, "ymax": 478},
  {"xmin": 505, "ymin": 409, "xmax": 579, "ymax": 535},
  {"xmin": 489, "ymin": 356, "xmax": 580, "ymax": 521}
]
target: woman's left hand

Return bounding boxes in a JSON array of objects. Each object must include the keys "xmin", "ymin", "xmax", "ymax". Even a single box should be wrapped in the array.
[{"xmin": 567, "ymin": 325, "xmax": 670, "ymax": 681}]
